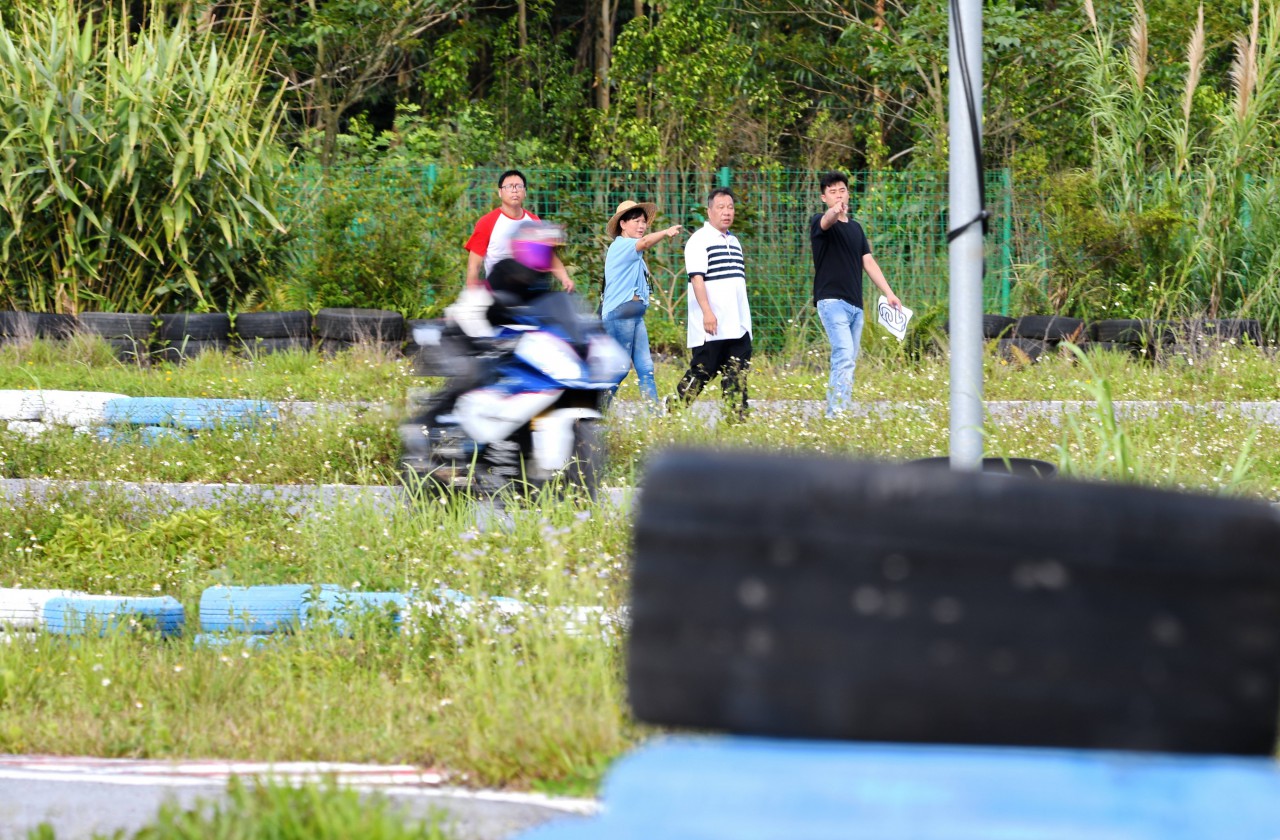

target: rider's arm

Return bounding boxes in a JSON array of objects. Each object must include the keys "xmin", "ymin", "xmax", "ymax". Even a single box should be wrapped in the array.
[
  {"xmin": 465, "ymin": 251, "xmax": 484, "ymax": 288},
  {"xmin": 550, "ymin": 253, "xmax": 575, "ymax": 293}
]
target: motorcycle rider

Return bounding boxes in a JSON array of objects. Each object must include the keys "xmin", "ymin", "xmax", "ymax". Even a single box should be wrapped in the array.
[{"xmin": 408, "ymin": 222, "xmax": 567, "ymax": 428}]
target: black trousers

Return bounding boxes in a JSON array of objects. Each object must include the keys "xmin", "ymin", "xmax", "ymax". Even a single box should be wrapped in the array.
[{"xmin": 675, "ymin": 333, "xmax": 752, "ymax": 417}]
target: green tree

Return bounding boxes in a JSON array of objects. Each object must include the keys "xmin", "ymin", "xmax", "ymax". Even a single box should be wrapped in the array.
[{"xmin": 240, "ymin": 0, "xmax": 471, "ymax": 165}]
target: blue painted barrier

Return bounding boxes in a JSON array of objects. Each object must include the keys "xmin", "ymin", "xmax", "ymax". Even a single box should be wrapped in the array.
[
  {"xmin": 43, "ymin": 596, "xmax": 185, "ymax": 638},
  {"xmin": 302, "ymin": 590, "xmax": 408, "ymax": 635},
  {"xmin": 519, "ymin": 736, "xmax": 1280, "ymax": 839},
  {"xmin": 102, "ymin": 397, "xmax": 279, "ymax": 430},
  {"xmin": 198, "ymin": 584, "xmax": 340, "ymax": 634}
]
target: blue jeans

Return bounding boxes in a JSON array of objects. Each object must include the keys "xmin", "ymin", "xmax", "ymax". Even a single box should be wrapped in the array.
[
  {"xmin": 603, "ymin": 314, "xmax": 659, "ymax": 404},
  {"xmin": 817, "ymin": 298, "xmax": 864, "ymax": 416}
]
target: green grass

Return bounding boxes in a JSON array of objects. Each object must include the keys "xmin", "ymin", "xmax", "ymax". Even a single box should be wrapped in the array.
[
  {"xmin": 4, "ymin": 337, "xmax": 1280, "ymax": 493},
  {"xmin": 0, "ymin": 491, "xmax": 635, "ymax": 790},
  {"xmin": 4, "ymin": 333, "xmax": 1280, "ymax": 404}
]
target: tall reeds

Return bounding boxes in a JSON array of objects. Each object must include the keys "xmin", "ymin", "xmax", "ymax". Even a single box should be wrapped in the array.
[
  {"xmin": 0, "ymin": 0, "xmax": 289, "ymax": 314},
  {"xmin": 1068, "ymin": 0, "xmax": 1280, "ymax": 327}
]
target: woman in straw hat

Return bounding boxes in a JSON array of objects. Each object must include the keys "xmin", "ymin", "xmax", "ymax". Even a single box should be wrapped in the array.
[{"xmin": 602, "ymin": 200, "xmax": 683, "ymax": 407}]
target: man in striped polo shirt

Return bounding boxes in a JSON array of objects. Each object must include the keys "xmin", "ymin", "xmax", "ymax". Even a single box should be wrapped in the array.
[{"xmin": 672, "ymin": 188, "xmax": 752, "ymax": 419}]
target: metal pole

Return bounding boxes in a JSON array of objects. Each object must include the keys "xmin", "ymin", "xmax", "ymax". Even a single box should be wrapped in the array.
[{"xmin": 948, "ymin": 0, "xmax": 984, "ymax": 471}]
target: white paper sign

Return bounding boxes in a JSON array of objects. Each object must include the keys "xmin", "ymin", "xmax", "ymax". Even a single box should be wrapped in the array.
[{"xmin": 876, "ymin": 295, "xmax": 913, "ymax": 341}]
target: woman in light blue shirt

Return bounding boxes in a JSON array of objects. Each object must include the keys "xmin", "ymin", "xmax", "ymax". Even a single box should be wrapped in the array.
[{"xmin": 602, "ymin": 200, "xmax": 682, "ymax": 406}]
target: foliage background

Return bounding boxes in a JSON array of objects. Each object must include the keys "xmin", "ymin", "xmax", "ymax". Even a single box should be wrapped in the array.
[{"xmin": 5, "ymin": 0, "xmax": 1280, "ymax": 335}]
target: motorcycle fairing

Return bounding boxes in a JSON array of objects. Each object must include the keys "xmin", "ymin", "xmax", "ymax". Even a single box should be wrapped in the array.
[{"xmin": 455, "ymin": 387, "xmax": 561, "ymax": 443}]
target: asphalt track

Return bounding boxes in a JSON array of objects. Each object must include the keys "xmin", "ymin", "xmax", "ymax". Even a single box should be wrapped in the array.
[{"xmin": 0, "ymin": 756, "xmax": 594, "ymax": 839}]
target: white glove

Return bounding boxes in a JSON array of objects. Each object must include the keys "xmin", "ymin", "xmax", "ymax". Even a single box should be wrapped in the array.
[{"xmin": 446, "ymin": 286, "xmax": 497, "ymax": 338}]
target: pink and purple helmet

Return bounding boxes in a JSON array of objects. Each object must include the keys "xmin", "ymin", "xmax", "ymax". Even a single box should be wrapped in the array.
[{"xmin": 511, "ymin": 222, "xmax": 565, "ymax": 272}]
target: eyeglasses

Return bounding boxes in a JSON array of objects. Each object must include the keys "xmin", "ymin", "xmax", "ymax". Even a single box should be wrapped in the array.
[{"xmin": 501, "ymin": 183, "xmax": 527, "ymax": 192}]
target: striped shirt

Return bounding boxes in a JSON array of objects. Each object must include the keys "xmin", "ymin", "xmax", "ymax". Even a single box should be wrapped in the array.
[{"xmin": 684, "ymin": 222, "xmax": 751, "ymax": 347}]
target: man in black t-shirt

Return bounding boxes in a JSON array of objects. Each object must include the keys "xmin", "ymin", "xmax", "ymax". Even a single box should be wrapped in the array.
[{"xmin": 809, "ymin": 172, "xmax": 902, "ymax": 417}]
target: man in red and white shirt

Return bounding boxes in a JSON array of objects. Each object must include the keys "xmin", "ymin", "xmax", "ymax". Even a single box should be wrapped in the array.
[{"xmin": 464, "ymin": 169, "xmax": 574, "ymax": 291}]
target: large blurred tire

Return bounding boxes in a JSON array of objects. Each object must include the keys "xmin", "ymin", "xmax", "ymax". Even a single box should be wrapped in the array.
[
  {"xmin": 982, "ymin": 314, "xmax": 1015, "ymax": 339},
  {"xmin": 628, "ymin": 449, "xmax": 1280, "ymax": 755}
]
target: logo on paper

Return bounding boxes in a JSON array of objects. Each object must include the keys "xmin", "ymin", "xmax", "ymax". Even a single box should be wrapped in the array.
[{"xmin": 878, "ymin": 300, "xmax": 906, "ymax": 330}]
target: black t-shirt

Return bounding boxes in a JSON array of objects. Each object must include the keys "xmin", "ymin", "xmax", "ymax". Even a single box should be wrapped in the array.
[
  {"xmin": 809, "ymin": 214, "xmax": 871, "ymax": 308},
  {"xmin": 485, "ymin": 258, "xmax": 553, "ymax": 325}
]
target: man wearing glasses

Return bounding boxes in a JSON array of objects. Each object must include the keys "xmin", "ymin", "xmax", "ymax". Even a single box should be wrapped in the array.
[{"xmin": 464, "ymin": 169, "xmax": 575, "ymax": 291}]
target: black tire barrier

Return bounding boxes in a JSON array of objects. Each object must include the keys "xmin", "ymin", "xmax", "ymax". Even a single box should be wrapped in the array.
[
  {"xmin": 234, "ymin": 310, "xmax": 312, "ymax": 341},
  {"xmin": 37, "ymin": 313, "xmax": 79, "ymax": 339},
  {"xmin": 997, "ymin": 337, "xmax": 1050, "ymax": 363},
  {"xmin": 158, "ymin": 312, "xmax": 231, "ymax": 342},
  {"xmin": 1083, "ymin": 341, "xmax": 1129, "ymax": 355},
  {"xmin": 154, "ymin": 339, "xmax": 231, "ymax": 364},
  {"xmin": 318, "ymin": 338, "xmax": 400, "ymax": 357},
  {"xmin": 237, "ymin": 336, "xmax": 313, "ymax": 356},
  {"xmin": 79, "ymin": 313, "xmax": 155, "ymax": 362},
  {"xmin": 943, "ymin": 314, "xmax": 1015, "ymax": 340},
  {"xmin": 0, "ymin": 311, "xmax": 38, "ymax": 342},
  {"xmin": 1013, "ymin": 315, "xmax": 1086, "ymax": 342},
  {"xmin": 628, "ymin": 448, "xmax": 1280, "ymax": 755},
  {"xmin": 982, "ymin": 314, "xmax": 1015, "ymax": 339},
  {"xmin": 1089, "ymin": 318, "xmax": 1175, "ymax": 345},
  {"xmin": 1196, "ymin": 318, "xmax": 1263, "ymax": 346},
  {"xmin": 78, "ymin": 312, "xmax": 154, "ymax": 339},
  {"xmin": 315, "ymin": 307, "xmax": 404, "ymax": 343}
]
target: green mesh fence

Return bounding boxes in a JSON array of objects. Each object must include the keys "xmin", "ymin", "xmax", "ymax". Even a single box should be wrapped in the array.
[{"xmin": 283, "ymin": 166, "xmax": 1015, "ymax": 351}]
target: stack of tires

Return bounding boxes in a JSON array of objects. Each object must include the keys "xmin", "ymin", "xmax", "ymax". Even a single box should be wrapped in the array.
[
  {"xmin": 315, "ymin": 307, "xmax": 404, "ymax": 356},
  {"xmin": 1086, "ymin": 319, "xmax": 1176, "ymax": 358},
  {"xmin": 78, "ymin": 312, "xmax": 154, "ymax": 363},
  {"xmin": 1000, "ymin": 315, "xmax": 1086, "ymax": 363},
  {"xmin": 1172, "ymin": 318, "xmax": 1263, "ymax": 354},
  {"xmin": 0, "ymin": 312, "xmax": 39, "ymax": 345},
  {"xmin": 234, "ymin": 310, "xmax": 312, "ymax": 356},
  {"xmin": 155, "ymin": 313, "xmax": 231, "ymax": 363}
]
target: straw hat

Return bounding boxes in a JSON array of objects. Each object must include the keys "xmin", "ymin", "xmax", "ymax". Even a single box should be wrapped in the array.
[{"xmin": 606, "ymin": 200, "xmax": 659, "ymax": 239}]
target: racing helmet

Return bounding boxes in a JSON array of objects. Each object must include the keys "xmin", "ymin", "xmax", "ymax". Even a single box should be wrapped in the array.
[{"xmin": 510, "ymin": 222, "xmax": 565, "ymax": 272}]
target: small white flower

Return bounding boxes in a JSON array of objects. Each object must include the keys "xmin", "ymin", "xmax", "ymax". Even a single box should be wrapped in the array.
[{"xmin": 101, "ymin": 678, "xmax": 111, "ymax": 687}]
